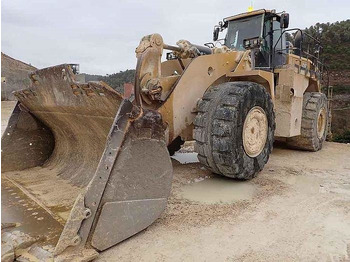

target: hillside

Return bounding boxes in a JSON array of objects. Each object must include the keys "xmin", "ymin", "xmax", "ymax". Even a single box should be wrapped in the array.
[
  {"xmin": 82, "ymin": 70, "xmax": 135, "ymax": 94},
  {"xmin": 304, "ymin": 20, "xmax": 350, "ymax": 70},
  {"xmin": 1, "ymin": 53, "xmax": 37, "ymax": 100}
]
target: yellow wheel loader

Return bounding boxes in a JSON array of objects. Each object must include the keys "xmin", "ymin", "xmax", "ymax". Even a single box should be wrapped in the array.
[{"xmin": 1, "ymin": 9, "xmax": 328, "ymax": 261}]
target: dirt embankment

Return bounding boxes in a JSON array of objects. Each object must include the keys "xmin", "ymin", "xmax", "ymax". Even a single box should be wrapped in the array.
[
  {"xmin": 329, "ymin": 70, "xmax": 350, "ymax": 87},
  {"xmin": 1, "ymin": 53, "xmax": 36, "ymax": 101},
  {"xmin": 328, "ymin": 70, "xmax": 350, "ymax": 139},
  {"xmin": 331, "ymin": 93, "xmax": 350, "ymax": 137}
]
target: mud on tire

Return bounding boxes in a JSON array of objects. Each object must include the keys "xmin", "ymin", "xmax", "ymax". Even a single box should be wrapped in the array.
[
  {"xmin": 193, "ymin": 82, "xmax": 275, "ymax": 180},
  {"xmin": 286, "ymin": 92, "xmax": 328, "ymax": 151}
]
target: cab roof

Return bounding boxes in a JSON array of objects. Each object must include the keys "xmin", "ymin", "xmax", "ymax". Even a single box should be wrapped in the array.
[{"xmin": 224, "ymin": 9, "xmax": 275, "ymax": 22}]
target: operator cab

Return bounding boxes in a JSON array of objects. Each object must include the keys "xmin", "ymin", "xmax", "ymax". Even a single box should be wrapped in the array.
[{"xmin": 214, "ymin": 9, "xmax": 289, "ymax": 70}]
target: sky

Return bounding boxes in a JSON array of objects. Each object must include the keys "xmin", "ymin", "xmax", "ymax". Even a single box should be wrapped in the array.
[{"xmin": 2, "ymin": 0, "xmax": 350, "ymax": 75}]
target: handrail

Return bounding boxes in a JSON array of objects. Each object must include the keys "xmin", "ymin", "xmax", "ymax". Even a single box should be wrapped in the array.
[
  {"xmin": 271, "ymin": 28, "xmax": 330, "ymax": 97},
  {"xmin": 273, "ymin": 28, "xmax": 321, "ymax": 51},
  {"xmin": 272, "ymin": 28, "xmax": 324, "ymax": 72}
]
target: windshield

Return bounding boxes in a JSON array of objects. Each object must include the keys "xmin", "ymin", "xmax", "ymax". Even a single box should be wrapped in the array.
[{"xmin": 225, "ymin": 14, "xmax": 264, "ymax": 50}]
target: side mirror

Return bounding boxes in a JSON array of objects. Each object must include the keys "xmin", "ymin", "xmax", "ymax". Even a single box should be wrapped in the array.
[
  {"xmin": 280, "ymin": 13, "xmax": 289, "ymax": 28},
  {"xmin": 213, "ymin": 27, "xmax": 220, "ymax": 41}
]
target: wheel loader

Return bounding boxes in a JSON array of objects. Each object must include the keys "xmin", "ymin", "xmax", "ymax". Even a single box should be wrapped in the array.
[{"xmin": 1, "ymin": 9, "xmax": 328, "ymax": 261}]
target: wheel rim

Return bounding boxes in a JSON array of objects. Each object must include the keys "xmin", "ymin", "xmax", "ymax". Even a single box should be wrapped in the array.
[
  {"xmin": 317, "ymin": 107, "xmax": 327, "ymax": 139},
  {"xmin": 242, "ymin": 106, "xmax": 268, "ymax": 157}
]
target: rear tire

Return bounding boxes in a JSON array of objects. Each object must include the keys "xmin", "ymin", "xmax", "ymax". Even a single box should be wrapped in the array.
[
  {"xmin": 193, "ymin": 82, "xmax": 275, "ymax": 180},
  {"xmin": 286, "ymin": 92, "xmax": 328, "ymax": 151}
]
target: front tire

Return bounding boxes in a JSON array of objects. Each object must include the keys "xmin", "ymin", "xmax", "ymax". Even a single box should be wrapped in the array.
[{"xmin": 193, "ymin": 82, "xmax": 275, "ymax": 180}]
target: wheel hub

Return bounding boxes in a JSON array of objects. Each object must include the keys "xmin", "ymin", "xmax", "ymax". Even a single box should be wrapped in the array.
[
  {"xmin": 317, "ymin": 107, "xmax": 327, "ymax": 139},
  {"xmin": 242, "ymin": 106, "xmax": 268, "ymax": 157}
]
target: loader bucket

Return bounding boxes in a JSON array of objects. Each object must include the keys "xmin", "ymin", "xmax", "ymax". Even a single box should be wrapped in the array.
[{"xmin": 1, "ymin": 65, "xmax": 173, "ymax": 261}]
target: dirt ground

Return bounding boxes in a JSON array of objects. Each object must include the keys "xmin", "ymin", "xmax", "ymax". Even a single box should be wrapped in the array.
[{"xmin": 1, "ymin": 101, "xmax": 350, "ymax": 261}]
